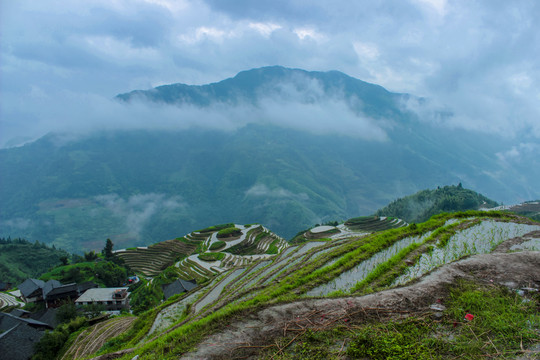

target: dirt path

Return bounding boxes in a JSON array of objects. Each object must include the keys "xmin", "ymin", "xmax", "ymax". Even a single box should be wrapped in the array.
[{"xmin": 182, "ymin": 251, "xmax": 540, "ymax": 359}]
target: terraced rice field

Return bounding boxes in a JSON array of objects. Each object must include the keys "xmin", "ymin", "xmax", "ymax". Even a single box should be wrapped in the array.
[
  {"xmin": 394, "ymin": 220, "xmax": 540, "ymax": 285},
  {"xmin": 193, "ymin": 268, "xmax": 246, "ymax": 313},
  {"xmin": 61, "ymin": 316, "xmax": 136, "ymax": 360},
  {"xmin": 116, "ymin": 238, "xmax": 198, "ymax": 276},
  {"xmin": 345, "ymin": 215, "xmax": 408, "ymax": 232},
  {"xmin": 306, "ymin": 232, "xmax": 433, "ymax": 296},
  {"xmin": 0, "ymin": 292, "xmax": 24, "ymax": 309}
]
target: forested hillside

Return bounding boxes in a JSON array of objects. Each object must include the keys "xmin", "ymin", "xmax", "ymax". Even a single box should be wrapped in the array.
[
  {"xmin": 0, "ymin": 238, "xmax": 70, "ymax": 284},
  {"xmin": 375, "ymin": 184, "xmax": 499, "ymax": 223},
  {"xmin": 1, "ymin": 67, "xmax": 536, "ymax": 253}
]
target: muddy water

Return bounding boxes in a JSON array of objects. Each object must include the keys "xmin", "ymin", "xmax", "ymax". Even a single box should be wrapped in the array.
[{"xmin": 394, "ymin": 221, "xmax": 540, "ymax": 285}]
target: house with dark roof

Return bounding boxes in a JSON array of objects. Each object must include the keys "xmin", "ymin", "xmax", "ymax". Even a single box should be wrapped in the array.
[
  {"xmin": 44, "ymin": 283, "xmax": 79, "ymax": 308},
  {"xmin": 17, "ymin": 278, "xmax": 99, "ymax": 308},
  {"xmin": 0, "ymin": 312, "xmax": 53, "ymax": 360},
  {"xmin": 162, "ymin": 279, "xmax": 197, "ymax": 300},
  {"xmin": 0, "ymin": 324, "xmax": 44, "ymax": 360},
  {"xmin": 18, "ymin": 279, "xmax": 45, "ymax": 303},
  {"xmin": 0, "ymin": 313, "xmax": 53, "ymax": 358},
  {"xmin": 0, "ymin": 281, "xmax": 12, "ymax": 291}
]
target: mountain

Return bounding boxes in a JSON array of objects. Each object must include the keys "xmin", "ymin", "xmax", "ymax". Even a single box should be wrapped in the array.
[
  {"xmin": 375, "ymin": 184, "xmax": 499, "ymax": 223},
  {"xmin": 0, "ymin": 66, "xmax": 537, "ymax": 253}
]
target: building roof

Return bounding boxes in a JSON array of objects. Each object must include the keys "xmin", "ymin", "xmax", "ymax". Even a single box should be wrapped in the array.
[
  {"xmin": 45, "ymin": 283, "xmax": 78, "ymax": 298},
  {"xmin": 162, "ymin": 279, "xmax": 197, "ymax": 300},
  {"xmin": 9, "ymin": 309, "xmax": 31, "ymax": 318},
  {"xmin": 18, "ymin": 278, "xmax": 45, "ymax": 298},
  {"xmin": 29, "ymin": 308, "xmax": 59, "ymax": 329},
  {"xmin": 0, "ymin": 312, "xmax": 53, "ymax": 331},
  {"xmin": 0, "ymin": 281, "xmax": 12, "ymax": 291},
  {"xmin": 0, "ymin": 323, "xmax": 45, "ymax": 360},
  {"xmin": 78, "ymin": 281, "xmax": 98, "ymax": 293},
  {"xmin": 42, "ymin": 279, "xmax": 62, "ymax": 297},
  {"xmin": 75, "ymin": 288, "xmax": 129, "ymax": 303}
]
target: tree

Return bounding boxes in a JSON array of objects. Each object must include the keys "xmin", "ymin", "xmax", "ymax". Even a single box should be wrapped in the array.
[
  {"xmin": 59, "ymin": 255, "xmax": 69, "ymax": 266},
  {"xmin": 95, "ymin": 261, "xmax": 127, "ymax": 287},
  {"xmin": 84, "ymin": 251, "xmax": 98, "ymax": 261},
  {"xmin": 56, "ymin": 303, "xmax": 77, "ymax": 324},
  {"xmin": 102, "ymin": 239, "xmax": 113, "ymax": 260}
]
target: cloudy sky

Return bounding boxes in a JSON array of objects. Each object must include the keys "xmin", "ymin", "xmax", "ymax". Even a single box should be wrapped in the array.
[{"xmin": 1, "ymin": 0, "xmax": 539, "ymax": 147}]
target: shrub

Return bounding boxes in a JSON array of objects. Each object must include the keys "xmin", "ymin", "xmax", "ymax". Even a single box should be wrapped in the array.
[
  {"xmin": 209, "ymin": 241, "xmax": 226, "ymax": 251},
  {"xmin": 197, "ymin": 252, "xmax": 225, "ymax": 261},
  {"xmin": 216, "ymin": 227, "xmax": 242, "ymax": 238}
]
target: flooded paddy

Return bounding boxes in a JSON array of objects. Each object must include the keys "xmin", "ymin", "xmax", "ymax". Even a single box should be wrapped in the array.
[
  {"xmin": 305, "ymin": 232, "xmax": 433, "ymax": 297},
  {"xmin": 394, "ymin": 221, "xmax": 540, "ymax": 286},
  {"xmin": 194, "ymin": 268, "xmax": 246, "ymax": 313}
]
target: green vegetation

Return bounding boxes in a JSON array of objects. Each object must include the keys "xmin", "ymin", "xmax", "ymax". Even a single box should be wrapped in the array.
[
  {"xmin": 32, "ymin": 316, "xmax": 88, "ymax": 360},
  {"xmin": 15, "ymin": 210, "xmax": 537, "ymax": 360},
  {"xmin": 262, "ymin": 279, "xmax": 539, "ymax": 359},
  {"xmin": 115, "ymin": 238, "xmax": 197, "ymax": 276},
  {"xmin": 376, "ymin": 184, "xmax": 499, "ymax": 223},
  {"xmin": 265, "ymin": 239, "xmax": 280, "ymax": 254},
  {"xmin": 198, "ymin": 252, "xmax": 225, "ymax": 261},
  {"xmin": 209, "ymin": 240, "xmax": 226, "ymax": 251},
  {"xmin": 0, "ymin": 237, "xmax": 70, "ymax": 284},
  {"xmin": 39, "ymin": 260, "xmax": 128, "ymax": 287},
  {"xmin": 216, "ymin": 227, "xmax": 242, "ymax": 238},
  {"xmin": 345, "ymin": 215, "xmax": 406, "ymax": 232},
  {"xmin": 109, "ymin": 211, "xmax": 526, "ymax": 360},
  {"xmin": 197, "ymin": 223, "xmax": 235, "ymax": 233},
  {"xmin": 226, "ymin": 227, "xmax": 268, "ymax": 255}
]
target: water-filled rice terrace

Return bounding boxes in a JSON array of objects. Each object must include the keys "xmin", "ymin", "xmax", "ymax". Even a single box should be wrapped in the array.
[
  {"xmin": 117, "ymin": 224, "xmax": 288, "ymax": 280},
  {"xmin": 91, "ymin": 212, "xmax": 540, "ymax": 359},
  {"xmin": 0, "ymin": 291, "xmax": 24, "ymax": 310}
]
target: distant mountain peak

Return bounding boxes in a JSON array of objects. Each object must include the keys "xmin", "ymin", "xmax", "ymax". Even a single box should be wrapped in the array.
[{"xmin": 116, "ymin": 66, "xmax": 403, "ymax": 119}]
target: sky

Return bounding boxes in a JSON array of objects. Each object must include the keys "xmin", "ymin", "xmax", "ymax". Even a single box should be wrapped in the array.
[{"xmin": 1, "ymin": 0, "xmax": 539, "ymax": 150}]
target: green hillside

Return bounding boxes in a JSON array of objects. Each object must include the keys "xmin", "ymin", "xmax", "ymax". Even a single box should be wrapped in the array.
[
  {"xmin": 1, "ymin": 67, "xmax": 537, "ymax": 253},
  {"xmin": 375, "ymin": 184, "xmax": 499, "ymax": 223},
  {"xmin": 54, "ymin": 211, "xmax": 539, "ymax": 360},
  {"xmin": 0, "ymin": 238, "xmax": 70, "ymax": 284}
]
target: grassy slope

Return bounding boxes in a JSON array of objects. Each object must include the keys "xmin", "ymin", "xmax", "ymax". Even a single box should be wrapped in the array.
[{"xmin": 91, "ymin": 211, "xmax": 537, "ymax": 360}]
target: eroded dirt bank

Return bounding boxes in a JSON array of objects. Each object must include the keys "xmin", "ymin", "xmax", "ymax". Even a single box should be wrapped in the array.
[{"xmin": 182, "ymin": 251, "xmax": 540, "ymax": 359}]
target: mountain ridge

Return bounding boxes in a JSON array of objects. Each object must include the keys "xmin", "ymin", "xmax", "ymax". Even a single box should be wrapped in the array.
[{"xmin": 0, "ymin": 67, "xmax": 537, "ymax": 253}]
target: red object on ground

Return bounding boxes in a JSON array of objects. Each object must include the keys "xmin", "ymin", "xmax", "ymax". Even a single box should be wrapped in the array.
[{"xmin": 464, "ymin": 313, "xmax": 474, "ymax": 321}]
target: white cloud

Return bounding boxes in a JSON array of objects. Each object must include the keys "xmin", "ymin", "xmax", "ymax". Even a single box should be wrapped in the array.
[
  {"xmin": 496, "ymin": 143, "xmax": 540, "ymax": 164},
  {"xmin": 353, "ymin": 42, "xmax": 380, "ymax": 61},
  {"xmin": 249, "ymin": 22, "xmax": 282, "ymax": 37},
  {"xmin": 245, "ymin": 184, "xmax": 309, "ymax": 201},
  {"xmin": 2, "ymin": 0, "xmax": 540, "ymax": 145},
  {"xmin": 0, "ymin": 218, "xmax": 32, "ymax": 230},
  {"xmin": 293, "ymin": 27, "xmax": 326, "ymax": 41},
  {"xmin": 95, "ymin": 193, "xmax": 185, "ymax": 238},
  {"xmin": 413, "ymin": 0, "xmax": 448, "ymax": 17}
]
